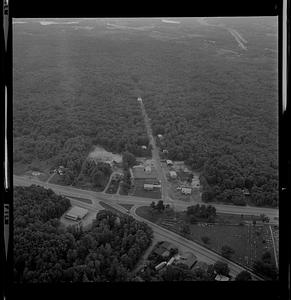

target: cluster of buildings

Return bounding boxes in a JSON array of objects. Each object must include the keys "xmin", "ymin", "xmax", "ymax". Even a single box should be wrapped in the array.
[
  {"xmin": 151, "ymin": 241, "xmax": 211, "ymax": 274},
  {"xmin": 148, "ymin": 241, "xmax": 230, "ymax": 281},
  {"xmin": 153, "ymin": 242, "xmax": 197, "ymax": 270},
  {"xmin": 165, "ymin": 160, "xmax": 194, "ymax": 195},
  {"xmin": 132, "ymin": 162, "xmax": 161, "ymax": 192},
  {"xmin": 51, "ymin": 165, "xmax": 65, "ymax": 176}
]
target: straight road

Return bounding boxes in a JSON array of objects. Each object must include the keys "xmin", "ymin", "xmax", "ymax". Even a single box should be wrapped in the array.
[
  {"xmin": 139, "ymin": 98, "xmax": 169, "ymax": 202},
  {"xmin": 129, "ymin": 205, "xmax": 263, "ymax": 280},
  {"xmin": 13, "ymin": 175, "xmax": 279, "ymax": 223}
]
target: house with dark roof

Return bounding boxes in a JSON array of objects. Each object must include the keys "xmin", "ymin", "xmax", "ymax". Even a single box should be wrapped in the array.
[
  {"xmin": 152, "ymin": 241, "xmax": 177, "ymax": 259},
  {"xmin": 179, "ymin": 252, "xmax": 197, "ymax": 269},
  {"xmin": 192, "ymin": 261, "xmax": 209, "ymax": 272}
]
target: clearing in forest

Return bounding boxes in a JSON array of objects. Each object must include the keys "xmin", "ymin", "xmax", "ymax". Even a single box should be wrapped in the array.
[{"xmin": 88, "ymin": 145, "xmax": 122, "ymax": 165}]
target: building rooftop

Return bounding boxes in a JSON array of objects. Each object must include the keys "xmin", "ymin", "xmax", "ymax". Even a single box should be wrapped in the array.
[
  {"xmin": 180, "ymin": 252, "xmax": 197, "ymax": 269},
  {"xmin": 215, "ymin": 274, "xmax": 230, "ymax": 281},
  {"xmin": 192, "ymin": 261, "xmax": 209, "ymax": 271},
  {"xmin": 65, "ymin": 206, "xmax": 88, "ymax": 220}
]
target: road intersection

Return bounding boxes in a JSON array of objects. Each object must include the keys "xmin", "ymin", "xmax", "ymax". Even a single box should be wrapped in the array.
[{"xmin": 14, "ymin": 174, "xmax": 275, "ymax": 280}]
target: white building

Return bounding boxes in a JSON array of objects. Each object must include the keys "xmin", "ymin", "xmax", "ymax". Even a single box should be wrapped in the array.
[
  {"xmin": 181, "ymin": 187, "xmax": 192, "ymax": 195},
  {"xmin": 155, "ymin": 261, "xmax": 167, "ymax": 271},
  {"xmin": 157, "ymin": 134, "xmax": 163, "ymax": 139},
  {"xmin": 145, "ymin": 165, "xmax": 151, "ymax": 174},
  {"xmin": 141, "ymin": 145, "xmax": 147, "ymax": 150},
  {"xmin": 167, "ymin": 257, "xmax": 175, "ymax": 266},
  {"xmin": 169, "ymin": 170, "xmax": 177, "ymax": 179},
  {"xmin": 32, "ymin": 171, "xmax": 40, "ymax": 176},
  {"xmin": 137, "ymin": 97, "xmax": 142, "ymax": 102},
  {"xmin": 166, "ymin": 160, "xmax": 173, "ymax": 166},
  {"xmin": 215, "ymin": 274, "xmax": 230, "ymax": 281},
  {"xmin": 144, "ymin": 184, "xmax": 154, "ymax": 191}
]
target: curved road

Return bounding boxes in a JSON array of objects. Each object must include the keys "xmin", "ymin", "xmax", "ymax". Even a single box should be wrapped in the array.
[
  {"xmin": 13, "ymin": 175, "xmax": 279, "ymax": 223},
  {"xmin": 14, "ymin": 174, "xmax": 267, "ymax": 280}
]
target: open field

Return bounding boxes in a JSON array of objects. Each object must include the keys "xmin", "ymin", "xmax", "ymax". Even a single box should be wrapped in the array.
[
  {"xmin": 66, "ymin": 196, "xmax": 93, "ymax": 204},
  {"xmin": 88, "ymin": 145, "xmax": 122, "ymax": 164},
  {"xmin": 105, "ymin": 179, "xmax": 120, "ymax": 194},
  {"xmin": 135, "ymin": 206, "xmax": 275, "ymax": 268},
  {"xmin": 13, "ymin": 160, "xmax": 51, "ymax": 182},
  {"xmin": 132, "ymin": 179, "xmax": 162, "ymax": 199},
  {"xmin": 99, "ymin": 201, "xmax": 127, "ymax": 217},
  {"xmin": 117, "ymin": 203, "xmax": 134, "ymax": 210}
]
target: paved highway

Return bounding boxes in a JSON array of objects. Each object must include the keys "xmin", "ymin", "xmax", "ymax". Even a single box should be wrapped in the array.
[
  {"xmin": 14, "ymin": 175, "xmax": 270, "ymax": 279},
  {"xmin": 13, "ymin": 175, "xmax": 279, "ymax": 224}
]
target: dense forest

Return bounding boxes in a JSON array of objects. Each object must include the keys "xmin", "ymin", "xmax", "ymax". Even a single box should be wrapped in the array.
[
  {"xmin": 14, "ymin": 186, "xmax": 153, "ymax": 282},
  {"xmin": 13, "ymin": 18, "xmax": 278, "ymax": 207}
]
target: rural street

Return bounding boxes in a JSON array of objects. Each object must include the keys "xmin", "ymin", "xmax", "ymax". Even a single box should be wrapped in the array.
[{"xmin": 139, "ymin": 98, "xmax": 170, "ymax": 202}]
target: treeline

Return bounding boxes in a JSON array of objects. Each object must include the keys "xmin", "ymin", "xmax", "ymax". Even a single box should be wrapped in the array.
[
  {"xmin": 14, "ymin": 186, "xmax": 153, "ymax": 283},
  {"xmin": 77, "ymin": 160, "xmax": 112, "ymax": 190}
]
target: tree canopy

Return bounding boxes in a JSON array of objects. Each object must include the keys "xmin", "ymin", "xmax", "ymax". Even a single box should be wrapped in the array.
[{"xmin": 14, "ymin": 186, "xmax": 153, "ymax": 283}]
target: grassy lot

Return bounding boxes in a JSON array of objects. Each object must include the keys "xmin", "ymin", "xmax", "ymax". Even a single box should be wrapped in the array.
[
  {"xmin": 132, "ymin": 180, "xmax": 161, "ymax": 199},
  {"xmin": 14, "ymin": 160, "xmax": 51, "ymax": 182},
  {"xmin": 135, "ymin": 206, "xmax": 275, "ymax": 268},
  {"xmin": 66, "ymin": 196, "xmax": 93, "ymax": 204},
  {"xmin": 117, "ymin": 203, "xmax": 134, "ymax": 210},
  {"xmin": 105, "ymin": 179, "xmax": 120, "ymax": 194},
  {"xmin": 216, "ymin": 213, "xmax": 262, "ymax": 224},
  {"xmin": 48, "ymin": 173, "xmax": 67, "ymax": 185},
  {"xmin": 119, "ymin": 187, "xmax": 129, "ymax": 195},
  {"xmin": 13, "ymin": 162, "xmax": 30, "ymax": 175},
  {"xmin": 99, "ymin": 201, "xmax": 127, "ymax": 217},
  {"xmin": 168, "ymin": 181, "xmax": 191, "ymax": 202}
]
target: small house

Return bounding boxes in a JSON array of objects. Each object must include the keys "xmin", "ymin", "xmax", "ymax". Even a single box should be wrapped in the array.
[
  {"xmin": 155, "ymin": 261, "xmax": 167, "ymax": 271},
  {"xmin": 157, "ymin": 134, "xmax": 163, "ymax": 139},
  {"xmin": 137, "ymin": 97, "xmax": 142, "ymax": 102},
  {"xmin": 179, "ymin": 252, "xmax": 197, "ymax": 269},
  {"xmin": 169, "ymin": 170, "xmax": 177, "ymax": 179},
  {"xmin": 192, "ymin": 261, "xmax": 209, "ymax": 272},
  {"xmin": 144, "ymin": 184, "xmax": 154, "ymax": 191},
  {"xmin": 32, "ymin": 171, "xmax": 40, "ymax": 176},
  {"xmin": 162, "ymin": 149, "xmax": 168, "ymax": 154},
  {"xmin": 145, "ymin": 165, "xmax": 151, "ymax": 174},
  {"xmin": 141, "ymin": 145, "xmax": 147, "ymax": 150},
  {"xmin": 181, "ymin": 187, "xmax": 192, "ymax": 195},
  {"xmin": 167, "ymin": 257, "xmax": 176, "ymax": 266},
  {"xmin": 166, "ymin": 160, "xmax": 173, "ymax": 166},
  {"xmin": 242, "ymin": 188, "xmax": 250, "ymax": 196},
  {"xmin": 215, "ymin": 274, "xmax": 230, "ymax": 281}
]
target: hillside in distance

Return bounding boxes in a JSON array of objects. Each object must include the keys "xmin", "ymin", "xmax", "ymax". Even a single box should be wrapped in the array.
[{"xmin": 13, "ymin": 17, "xmax": 278, "ymax": 207}]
